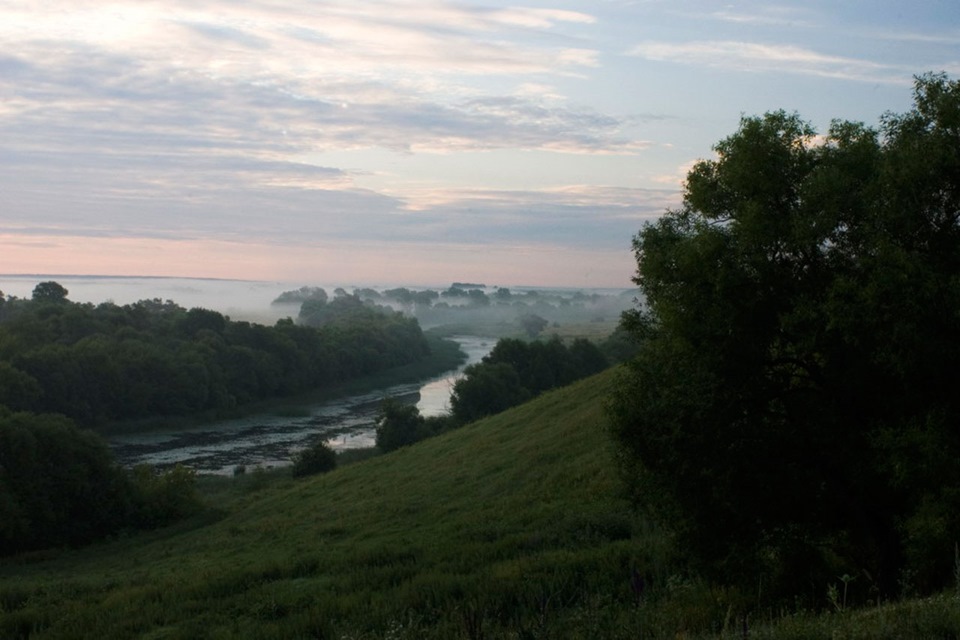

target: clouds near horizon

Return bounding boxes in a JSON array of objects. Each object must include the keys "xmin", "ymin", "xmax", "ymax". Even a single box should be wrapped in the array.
[{"xmin": 1, "ymin": 0, "xmax": 956, "ymax": 286}]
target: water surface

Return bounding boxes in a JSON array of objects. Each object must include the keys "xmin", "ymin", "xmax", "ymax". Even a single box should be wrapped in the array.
[{"xmin": 108, "ymin": 336, "xmax": 491, "ymax": 474}]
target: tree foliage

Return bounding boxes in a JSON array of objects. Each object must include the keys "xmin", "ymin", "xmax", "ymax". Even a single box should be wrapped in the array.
[
  {"xmin": 291, "ymin": 440, "xmax": 337, "ymax": 477},
  {"xmin": 129, "ymin": 464, "xmax": 201, "ymax": 527},
  {"xmin": 31, "ymin": 281, "xmax": 69, "ymax": 303},
  {"xmin": 0, "ymin": 290, "xmax": 432, "ymax": 428},
  {"xmin": 375, "ymin": 398, "xmax": 427, "ymax": 452},
  {"xmin": 518, "ymin": 313, "xmax": 548, "ymax": 338},
  {"xmin": 609, "ymin": 74, "xmax": 960, "ymax": 599},
  {"xmin": 0, "ymin": 409, "xmax": 135, "ymax": 554},
  {"xmin": 375, "ymin": 399, "xmax": 461, "ymax": 452},
  {"xmin": 271, "ymin": 286, "xmax": 328, "ymax": 306},
  {"xmin": 451, "ymin": 336, "xmax": 608, "ymax": 424},
  {"xmin": 0, "ymin": 410, "xmax": 200, "ymax": 555}
]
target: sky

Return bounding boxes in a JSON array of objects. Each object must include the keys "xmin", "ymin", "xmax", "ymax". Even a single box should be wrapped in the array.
[{"xmin": 1, "ymin": 1, "xmax": 958, "ymax": 288}]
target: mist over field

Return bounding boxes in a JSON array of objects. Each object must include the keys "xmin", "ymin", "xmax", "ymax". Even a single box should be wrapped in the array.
[{"xmin": 0, "ymin": 275, "xmax": 638, "ymax": 328}]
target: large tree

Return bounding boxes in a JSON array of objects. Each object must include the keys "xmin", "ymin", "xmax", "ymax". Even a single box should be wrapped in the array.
[
  {"xmin": 609, "ymin": 74, "xmax": 960, "ymax": 599},
  {"xmin": 31, "ymin": 281, "xmax": 69, "ymax": 303},
  {"xmin": 0, "ymin": 409, "xmax": 136, "ymax": 553}
]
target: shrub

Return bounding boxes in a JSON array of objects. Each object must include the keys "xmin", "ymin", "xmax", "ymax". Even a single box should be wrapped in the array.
[
  {"xmin": 130, "ymin": 464, "xmax": 201, "ymax": 528},
  {"xmin": 291, "ymin": 440, "xmax": 337, "ymax": 477},
  {"xmin": 0, "ymin": 409, "xmax": 138, "ymax": 554},
  {"xmin": 375, "ymin": 398, "xmax": 426, "ymax": 452}
]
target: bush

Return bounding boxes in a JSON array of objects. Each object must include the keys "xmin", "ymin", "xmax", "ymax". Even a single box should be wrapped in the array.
[
  {"xmin": 291, "ymin": 440, "xmax": 337, "ymax": 477},
  {"xmin": 0, "ymin": 409, "xmax": 138, "ymax": 554},
  {"xmin": 130, "ymin": 464, "xmax": 201, "ymax": 528},
  {"xmin": 375, "ymin": 398, "xmax": 426, "ymax": 452}
]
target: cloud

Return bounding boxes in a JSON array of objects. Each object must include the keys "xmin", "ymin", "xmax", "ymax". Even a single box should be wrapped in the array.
[
  {"xmin": 0, "ymin": 2, "xmax": 597, "ymax": 78},
  {"xmin": 381, "ymin": 184, "xmax": 676, "ymax": 249},
  {"xmin": 0, "ymin": 0, "xmax": 632, "ymax": 167},
  {"xmin": 651, "ymin": 160, "xmax": 698, "ymax": 188},
  {"xmin": 0, "ymin": 150, "xmax": 673, "ymax": 251},
  {"xmin": 873, "ymin": 30, "xmax": 960, "ymax": 45},
  {"xmin": 705, "ymin": 6, "xmax": 816, "ymax": 28},
  {"xmin": 0, "ymin": 177, "xmax": 661, "ymax": 288},
  {"xmin": 0, "ymin": 0, "xmax": 650, "ymax": 283},
  {"xmin": 626, "ymin": 40, "xmax": 914, "ymax": 84},
  {"xmin": 489, "ymin": 7, "xmax": 596, "ymax": 29},
  {"xmin": 0, "ymin": 233, "xmax": 638, "ymax": 287}
]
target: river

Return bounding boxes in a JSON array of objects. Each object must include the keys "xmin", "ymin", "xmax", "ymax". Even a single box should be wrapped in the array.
[{"xmin": 107, "ymin": 336, "xmax": 492, "ymax": 475}]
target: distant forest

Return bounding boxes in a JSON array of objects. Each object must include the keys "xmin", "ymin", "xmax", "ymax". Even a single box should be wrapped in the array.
[
  {"xmin": 0, "ymin": 278, "xmax": 627, "ymax": 556},
  {"xmin": 0, "ymin": 281, "xmax": 430, "ymax": 428},
  {"xmin": 273, "ymin": 282, "xmax": 639, "ymax": 336}
]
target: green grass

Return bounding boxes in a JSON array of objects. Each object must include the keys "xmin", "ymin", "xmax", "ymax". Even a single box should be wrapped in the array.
[
  {"xmin": 2, "ymin": 369, "xmax": 958, "ymax": 639},
  {"xmin": 0, "ymin": 371, "xmax": 655, "ymax": 638}
]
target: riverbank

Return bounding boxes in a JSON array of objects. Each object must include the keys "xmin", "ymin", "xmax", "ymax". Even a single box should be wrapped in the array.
[
  {"xmin": 99, "ymin": 333, "xmax": 467, "ymax": 437},
  {"xmin": 105, "ymin": 335, "xmax": 492, "ymax": 474}
]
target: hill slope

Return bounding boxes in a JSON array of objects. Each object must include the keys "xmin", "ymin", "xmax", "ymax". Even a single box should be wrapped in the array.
[
  {"xmin": 3, "ymin": 368, "xmax": 958, "ymax": 639},
  {"xmin": 1, "ymin": 370, "xmax": 662, "ymax": 639}
]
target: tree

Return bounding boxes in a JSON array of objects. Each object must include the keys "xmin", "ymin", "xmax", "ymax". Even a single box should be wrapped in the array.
[
  {"xmin": 375, "ymin": 398, "xmax": 425, "ymax": 452},
  {"xmin": 609, "ymin": 74, "xmax": 960, "ymax": 599},
  {"xmin": 272, "ymin": 286, "xmax": 328, "ymax": 306},
  {"xmin": 450, "ymin": 362, "xmax": 530, "ymax": 424},
  {"xmin": 0, "ymin": 409, "xmax": 137, "ymax": 554},
  {"xmin": 291, "ymin": 440, "xmax": 337, "ymax": 477},
  {"xmin": 176, "ymin": 307, "xmax": 226, "ymax": 336},
  {"xmin": 383, "ymin": 288, "xmax": 414, "ymax": 305},
  {"xmin": 0, "ymin": 361, "xmax": 41, "ymax": 411},
  {"xmin": 568, "ymin": 338, "xmax": 608, "ymax": 378},
  {"xmin": 31, "ymin": 281, "xmax": 69, "ymax": 303},
  {"xmin": 412, "ymin": 289, "xmax": 439, "ymax": 308},
  {"xmin": 130, "ymin": 464, "xmax": 200, "ymax": 527},
  {"xmin": 518, "ymin": 314, "xmax": 548, "ymax": 338}
]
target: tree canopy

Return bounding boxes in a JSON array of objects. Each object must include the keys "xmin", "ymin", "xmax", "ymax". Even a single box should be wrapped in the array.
[
  {"xmin": 0, "ymin": 409, "xmax": 200, "ymax": 555},
  {"xmin": 375, "ymin": 398, "xmax": 427, "ymax": 452},
  {"xmin": 0, "ymin": 289, "xmax": 432, "ymax": 427},
  {"xmin": 31, "ymin": 281, "xmax": 69, "ymax": 303},
  {"xmin": 451, "ymin": 336, "xmax": 608, "ymax": 424},
  {"xmin": 609, "ymin": 73, "xmax": 960, "ymax": 601}
]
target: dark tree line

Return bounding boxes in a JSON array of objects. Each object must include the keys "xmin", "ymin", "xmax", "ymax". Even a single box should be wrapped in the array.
[
  {"xmin": 376, "ymin": 336, "xmax": 610, "ymax": 452},
  {"xmin": 0, "ymin": 285, "xmax": 430, "ymax": 427},
  {"xmin": 450, "ymin": 337, "xmax": 609, "ymax": 424},
  {"xmin": 0, "ymin": 408, "xmax": 200, "ymax": 556},
  {"xmin": 0, "ymin": 282, "xmax": 435, "ymax": 555},
  {"xmin": 609, "ymin": 74, "xmax": 960, "ymax": 603}
]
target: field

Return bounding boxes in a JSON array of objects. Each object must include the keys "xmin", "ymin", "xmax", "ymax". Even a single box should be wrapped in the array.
[{"xmin": 2, "ymin": 370, "xmax": 959, "ymax": 638}]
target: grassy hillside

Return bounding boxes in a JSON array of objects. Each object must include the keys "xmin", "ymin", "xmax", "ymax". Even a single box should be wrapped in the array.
[
  {"xmin": 2, "ymin": 369, "xmax": 959, "ymax": 639},
  {"xmin": 0, "ymin": 371, "xmax": 647, "ymax": 639}
]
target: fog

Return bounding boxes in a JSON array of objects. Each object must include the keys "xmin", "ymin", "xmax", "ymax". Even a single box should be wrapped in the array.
[
  {"xmin": 0, "ymin": 275, "xmax": 640, "ymax": 331},
  {"xmin": 1, "ymin": 276, "xmax": 364, "ymax": 325},
  {"xmin": 2, "ymin": 274, "xmax": 639, "ymax": 474}
]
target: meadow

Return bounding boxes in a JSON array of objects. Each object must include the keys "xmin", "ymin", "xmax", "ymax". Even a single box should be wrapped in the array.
[{"xmin": 1, "ymin": 370, "xmax": 959, "ymax": 638}]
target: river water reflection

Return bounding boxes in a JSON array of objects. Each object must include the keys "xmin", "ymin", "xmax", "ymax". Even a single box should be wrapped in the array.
[{"xmin": 107, "ymin": 336, "xmax": 492, "ymax": 475}]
